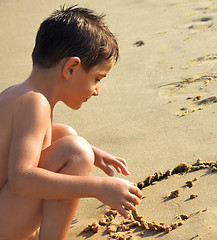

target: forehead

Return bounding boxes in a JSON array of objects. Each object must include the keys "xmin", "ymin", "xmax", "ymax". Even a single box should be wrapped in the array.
[{"xmin": 90, "ymin": 57, "xmax": 115, "ymax": 76}]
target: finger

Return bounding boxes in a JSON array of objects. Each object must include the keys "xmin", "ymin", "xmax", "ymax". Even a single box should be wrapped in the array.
[
  {"xmin": 114, "ymin": 157, "xmax": 129, "ymax": 174},
  {"xmin": 99, "ymin": 161, "xmax": 115, "ymax": 176},
  {"xmin": 127, "ymin": 193, "xmax": 141, "ymax": 206},
  {"xmin": 122, "ymin": 201, "xmax": 136, "ymax": 211},
  {"xmin": 114, "ymin": 166, "xmax": 129, "ymax": 176},
  {"xmin": 111, "ymin": 160, "xmax": 130, "ymax": 176},
  {"xmin": 116, "ymin": 205, "xmax": 130, "ymax": 218},
  {"xmin": 115, "ymin": 157, "xmax": 128, "ymax": 168},
  {"xmin": 129, "ymin": 186, "xmax": 143, "ymax": 199},
  {"xmin": 116, "ymin": 167, "xmax": 121, "ymax": 173}
]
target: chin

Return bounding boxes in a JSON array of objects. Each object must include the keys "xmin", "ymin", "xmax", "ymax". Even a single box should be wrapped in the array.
[
  {"xmin": 63, "ymin": 101, "xmax": 82, "ymax": 110},
  {"xmin": 70, "ymin": 104, "xmax": 82, "ymax": 110}
]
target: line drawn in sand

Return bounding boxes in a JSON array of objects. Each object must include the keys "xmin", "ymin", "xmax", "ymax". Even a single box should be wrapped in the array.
[
  {"xmin": 177, "ymin": 95, "xmax": 217, "ymax": 117},
  {"xmin": 81, "ymin": 160, "xmax": 217, "ymax": 239},
  {"xmin": 158, "ymin": 74, "xmax": 217, "ymax": 116},
  {"xmin": 158, "ymin": 74, "xmax": 217, "ymax": 96},
  {"xmin": 189, "ymin": 54, "xmax": 217, "ymax": 65}
]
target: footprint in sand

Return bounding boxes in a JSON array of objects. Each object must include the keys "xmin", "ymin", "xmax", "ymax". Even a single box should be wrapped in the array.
[
  {"xmin": 189, "ymin": 16, "xmax": 215, "ymax": 30},
  {"xmin": 187, "ymin": 3, "xmax": 217, "ymax": 31}
]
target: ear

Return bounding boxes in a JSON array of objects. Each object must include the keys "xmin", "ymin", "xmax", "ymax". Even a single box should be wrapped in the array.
[{"xmin": 62, "ymin": 57, "xmax": 81, "ymax": 80}]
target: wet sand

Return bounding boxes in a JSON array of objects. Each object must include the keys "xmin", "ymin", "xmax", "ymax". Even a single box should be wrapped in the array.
[{"xmin": 0, "ymin": 0, "xmax": 217, "ymax": 239}]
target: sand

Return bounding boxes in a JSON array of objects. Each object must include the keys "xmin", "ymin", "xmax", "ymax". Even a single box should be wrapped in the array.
[{"xmin": 0, "ymin": 0, "xmax": 217, "ymax": 239}]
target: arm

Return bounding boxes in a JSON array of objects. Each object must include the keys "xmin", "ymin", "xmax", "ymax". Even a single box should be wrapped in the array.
[
  {"xmin": 8, "ymin": 92, "xmax": 93, "ymax": 199},
  {"xmin": 8, "ymin": 93, "xmax": 107, "ymax": 200},
  {"xmin": 8, "ymin": 93, "xmax": 142, "ymax": 217}
]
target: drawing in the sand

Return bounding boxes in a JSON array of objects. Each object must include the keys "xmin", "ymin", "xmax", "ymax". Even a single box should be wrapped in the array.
[{"xmin": 81, "ymin": 159, "xmax": 216, "ymax": 239}]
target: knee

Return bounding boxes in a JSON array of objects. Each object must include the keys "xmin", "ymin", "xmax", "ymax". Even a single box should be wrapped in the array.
[
  {"xmin": 52, "ymin": 123, "xmax": 77, "ymax": 143},
  {"xmin": 61, "ymin": 135, "xmax": 94, "ymax": 175}
]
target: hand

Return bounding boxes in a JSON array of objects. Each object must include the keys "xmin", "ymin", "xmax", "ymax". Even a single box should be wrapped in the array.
[
  {"xmin": 92, "ymin": 146, "xmax": 130, "ymax": 176},
  {"xmin": 96, "ymin": 177, "xmax": 142, "ymax": 218}
]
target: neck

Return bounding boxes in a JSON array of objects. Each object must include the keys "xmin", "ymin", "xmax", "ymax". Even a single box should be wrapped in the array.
[{"xmin": 25, "ymin": 65, "xmax": 62, "ymax": 110}]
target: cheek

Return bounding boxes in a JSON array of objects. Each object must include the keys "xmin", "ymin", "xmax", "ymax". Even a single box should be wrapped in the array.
[
  {"xmin": 76, "ymin": 85, "xmax": 93, "ymax": 99},
  {"xmin": 84, "ymin": 83, "xmax": 96, "ymax": 94}
]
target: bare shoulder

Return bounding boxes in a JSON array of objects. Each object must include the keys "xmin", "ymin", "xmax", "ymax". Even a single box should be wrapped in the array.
[
  {"xmin": 13, "ymin": 91, "xmax": 51, "ymax": 129},
  {"xmin": 0, "ymin": 86, "xmax": 51, "ymax": 120},
  {"xmin": 15, "ymin": 91, "xmax": 50, "ymax": 111}
]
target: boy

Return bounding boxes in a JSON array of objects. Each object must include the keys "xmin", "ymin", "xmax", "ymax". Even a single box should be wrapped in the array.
[{"xmin": 0, "ymin": 5, "xmax": 142, "ymax": 240}]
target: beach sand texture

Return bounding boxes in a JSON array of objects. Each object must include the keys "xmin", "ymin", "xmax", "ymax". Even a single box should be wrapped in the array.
[{"xmin": 0, "ymin": 0, "xmax": 217, "ymax": 239}]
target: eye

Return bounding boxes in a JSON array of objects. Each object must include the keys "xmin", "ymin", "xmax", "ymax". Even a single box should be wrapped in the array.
[{"xmin": 95, "ymin": 78, "xmax": 101, "ymax": 83}]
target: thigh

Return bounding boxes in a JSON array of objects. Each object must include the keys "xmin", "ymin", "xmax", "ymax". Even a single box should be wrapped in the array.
[
  {"xmin": 0, "ymin": 183, "xmax": 42, "ymax": 240},
  {"xmin": 0, "ymin": 138, "xmax": 68, "ymax": 239},
  {"xmin": 0, "ymin": 134, "xmax": 92, "ymax": 239}
]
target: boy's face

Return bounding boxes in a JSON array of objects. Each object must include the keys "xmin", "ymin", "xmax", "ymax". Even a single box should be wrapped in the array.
[{"xmin": 62, "ymin": 57, "xmax": 115, "ymax": 110}]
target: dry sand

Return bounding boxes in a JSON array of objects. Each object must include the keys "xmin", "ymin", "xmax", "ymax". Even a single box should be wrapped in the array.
[{"xmin": 0, "ymin": 0, "xmax": 217, "ymax": 239}]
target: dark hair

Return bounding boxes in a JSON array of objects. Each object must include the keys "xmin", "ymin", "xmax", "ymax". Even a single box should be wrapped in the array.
[{"xmin": 32, "ymin": 5, "xmax": 119, "ymax": 71}]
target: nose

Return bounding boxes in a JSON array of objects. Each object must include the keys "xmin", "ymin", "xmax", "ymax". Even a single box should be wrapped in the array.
[{"xmin": 93, "ymin": 84, "xmax": 100, "ymax": 96}]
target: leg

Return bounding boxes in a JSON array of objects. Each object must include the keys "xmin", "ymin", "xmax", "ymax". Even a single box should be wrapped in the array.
[
  {"xmin": 0, "ymin": 124, "xmax": 94, "ymax": 240},
  {"xmin": 51, "ymin": 123, "xmax": 78, "ymax": 143},
  {"xmin": 38, "ymin": 133, "xmax": 94, "ymax": 240},
  {"xmin": 27, "ymin": 230, "xmax": 39, "ymax": 240},
  {"xmin": 0, "ymin": 184, "xmax": 42, "ymax": 240}
]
